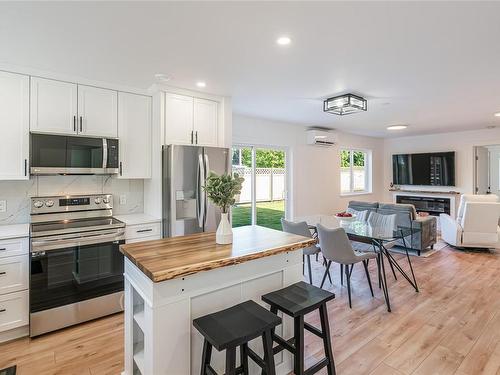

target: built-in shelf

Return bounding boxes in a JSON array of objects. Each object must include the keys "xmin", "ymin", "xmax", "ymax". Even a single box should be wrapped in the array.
[
  {"xmin": 133, "ymin": 305, "xmax": 145, "ymax": 332},
  {"xmin": 389, "ymin": 189, "xmax": 461, "ymax": 195},
  {"xmin": 133, "ymin": 342, "xmax": 145, "ymax": 375}
]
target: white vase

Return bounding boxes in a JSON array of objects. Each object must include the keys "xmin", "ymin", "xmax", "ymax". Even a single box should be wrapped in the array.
[{"xmin": 216, "ymin": 213, "xmax": 233, "ymax": 244}]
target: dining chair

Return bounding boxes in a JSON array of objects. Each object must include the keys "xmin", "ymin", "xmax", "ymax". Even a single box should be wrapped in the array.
[
  {"xmin": 317, "ymin": 224, "xmax": 377, "ymax": 308},
  {"xmin": 367, "ymin": 211, "xmax": 398, "ymax": 280},
  {"xmin": 281, "ymin": 219, "xmax": 322, "ymax": 285}
]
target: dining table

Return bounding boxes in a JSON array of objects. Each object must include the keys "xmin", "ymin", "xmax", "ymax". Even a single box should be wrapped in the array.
[{"xmin": 310, "ymin": 219, "xmax": 419, "ymax": 312}]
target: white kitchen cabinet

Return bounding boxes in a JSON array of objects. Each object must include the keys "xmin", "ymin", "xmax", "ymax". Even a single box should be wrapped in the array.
[
  {"xmin": 118, "ymin": 92, "xmax": 152, "ymax": 179},
  {"xmin": 193, "ymin": 98, "xmax": 218, "ymax": 147},
  {"xmin": 0, "ymin": 256, "xmax": 28, "ymax": 295},
  {"xmin": 164, "ymin": 93, "xmax": 194, "ymax": 145},
  {"xmin": 30, "ymin": 77, "xmax": 78, "ymax": 135},
  {"xmin": 0, "ymin": 71, "xmax": 29, "ymax": 180},
  {"xmin": 78, "ymin": 85, "xmax": 118, "ymax": 138}
]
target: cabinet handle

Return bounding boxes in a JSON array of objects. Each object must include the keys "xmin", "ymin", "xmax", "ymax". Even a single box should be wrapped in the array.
[
  {"xmin": 191, "ymin": 130, "xmax": 194, "ymax": 144},
  {"xmin": 136, "ymin": 228, "xmax": 153, "ymax": 233},
  {"xmin": 0, "ymin": 272, "xmax": 5, "ymax": 276},
  {"xmin": 0, "ymin": 309, "xmax": 5, "ymax": 313},
  {"xmin": 79, "ymin": 116, "xmax": 83, "ymax": 132},
  {"xmin": 24, "ymin": 159, "xmax": 27, "ymax": 176},
  {"xmin": 119, "ymin": 162, "xmax": 123, "ymax": 176},
  {"xmin": 0, "ymin": 248, "xmax": 6, "ymax": 251},
  {"xmin": 195, "ymin": 131, "xmax": 198, "ymax": 144},
  {"xmin": 73, "ymin": 116, "xmax": 76, "ymax": 132}
]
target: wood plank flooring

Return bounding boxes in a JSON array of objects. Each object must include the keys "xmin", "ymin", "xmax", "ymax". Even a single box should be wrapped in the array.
[{"xmin": 0, "ymin": 244, "xmax": 499, "ymax": 375}]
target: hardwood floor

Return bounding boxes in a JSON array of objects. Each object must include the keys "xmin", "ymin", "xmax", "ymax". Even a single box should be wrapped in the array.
[{"xmin": 0, "ymin": 244, "xmax": 499, "ymax": 375}]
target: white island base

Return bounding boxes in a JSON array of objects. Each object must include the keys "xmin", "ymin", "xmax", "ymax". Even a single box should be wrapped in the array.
[{"xmin": 123, "ymin": 249, "xmax": 303, "ymax": 375}]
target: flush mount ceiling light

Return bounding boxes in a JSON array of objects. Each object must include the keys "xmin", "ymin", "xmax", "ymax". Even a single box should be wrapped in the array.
[
  {"xmin": 323, "ymin": 94, "xmax": 367, "ymax": 115},
  {"xmin": 276, "ymin": 36, "xmax": 291, "ymax": 46},
  {"xmin": 387, "ymin": 125, "xmax": 408, "ymax": 130},
  {"xmin": 494, "ymin": 112, "xmax": 500, "ymax": 117},
  {"xmin": 196, "ymin": 81, "xmax": 206, "ymax": 88},
  {"xmin": 154, "ymin": 73, "xmax": 171, "ymax": 82}
]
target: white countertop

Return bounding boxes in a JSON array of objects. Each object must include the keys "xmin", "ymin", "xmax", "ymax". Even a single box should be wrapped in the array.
[
  {"xmin": 114, "ymin": 213, "xmax": 161, "ymax": 226},
  {"xmin": 0, "ymin": 223, "xmax": 30, "ymax": 240}
]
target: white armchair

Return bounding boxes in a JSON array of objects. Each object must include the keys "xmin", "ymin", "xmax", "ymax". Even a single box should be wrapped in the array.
[{"xmin": 440, "ymin": 194, "xmax": 500, "ymax": 248}]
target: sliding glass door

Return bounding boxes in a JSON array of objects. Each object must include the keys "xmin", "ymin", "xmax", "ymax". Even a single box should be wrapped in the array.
[{"xmin": 231, "ymin": 145, "xmax": 288, "ymax": 230}]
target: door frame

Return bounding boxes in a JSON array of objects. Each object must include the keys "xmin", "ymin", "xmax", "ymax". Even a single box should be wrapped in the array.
[{"xmin": 231, "ymin": 143, "xmax": 291, "ymax": 226}]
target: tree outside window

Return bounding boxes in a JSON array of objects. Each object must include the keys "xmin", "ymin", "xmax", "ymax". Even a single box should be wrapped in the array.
[{"xmin": 340, "ymin": 149, "xmax": 371, "ymax": 194}]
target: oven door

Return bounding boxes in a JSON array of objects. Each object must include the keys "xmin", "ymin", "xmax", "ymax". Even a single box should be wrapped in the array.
[{"xmin": 30, "ymin": 233, "xmax": 125, "ymax": 315}]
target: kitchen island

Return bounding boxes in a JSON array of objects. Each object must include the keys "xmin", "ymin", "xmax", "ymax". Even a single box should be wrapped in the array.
[{"xmin": 120, "ymin": 225, "xmax": 315, "ymax": 375}]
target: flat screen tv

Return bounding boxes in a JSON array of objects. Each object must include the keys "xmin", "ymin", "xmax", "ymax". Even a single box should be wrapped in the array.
[{"xmin": 392, "ymin": 151, "xmax": 455, "ymax": 186}]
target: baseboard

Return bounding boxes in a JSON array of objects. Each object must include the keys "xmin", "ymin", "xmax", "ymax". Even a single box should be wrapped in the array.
[{"xmin": 0, "ymin": 325, "xmax": 29, "ymax": 344}]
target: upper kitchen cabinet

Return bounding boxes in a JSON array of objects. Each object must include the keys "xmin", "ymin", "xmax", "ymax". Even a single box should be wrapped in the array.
[
  {"xmin": 118, "ymin": 92, "xmax": 152, "ymax": 179},
  {"xmin": 30, "ymin": 77, "xmax": 118, "ymax": 138},
  {"xmin": 30, "ymin": 77, "xmax": 78, "ymax": 135},
  {"xmin": 78, "ymin": 85, "xmax": 118, "ymax": 138},
  {"xmin": 0, "ymin": 71, "xmax": 29, "ymax": 180},
  {"xmin": 164, "ymin": 93, "xmax": 194, "ymax": 145},
  {"xmin": 164, "ymin": 92, "xmax": 220, "ymax": 147},
  {"xmin": 193, "ymin": 98, "xmax": 218, "ymax": 147}
]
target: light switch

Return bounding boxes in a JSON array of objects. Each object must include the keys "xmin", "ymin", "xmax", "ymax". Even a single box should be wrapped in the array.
[
  {"xmin": 119, "ymin": 195, "xmax": 127, "ymax": 205},
  {"xmin": 0, "ymin": 200, "xmax": 6, "ymax": 213}
]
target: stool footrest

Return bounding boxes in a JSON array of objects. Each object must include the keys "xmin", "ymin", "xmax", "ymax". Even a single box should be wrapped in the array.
[
  {"xmin": 304, "ymin": 358, "xmax": 329, "ymax": 375},
  {"xmin": 206, "ymin": 364, "xmax": 246, "ymax": 375},
  {"xmin": 247, "ymin": 347, "xmax": 266, "ymax": 370},
  {"xmin": 271, "ymin": 333, "xmax": 295, "ymax": 355},
  {"xmin": 304, "ymin": 322, "xmax": 323, "ymax": 338}
]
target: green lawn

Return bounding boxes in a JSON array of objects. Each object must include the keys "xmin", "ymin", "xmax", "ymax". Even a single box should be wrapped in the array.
[{"xmin": 232, "ymin": 200, "xmax": 285, "ymax": 231}]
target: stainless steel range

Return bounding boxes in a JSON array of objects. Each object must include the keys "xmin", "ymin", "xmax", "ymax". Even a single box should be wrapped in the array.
[{"xmin": 29, "ymin": 194, "xmax": 125, "ymax": 337}]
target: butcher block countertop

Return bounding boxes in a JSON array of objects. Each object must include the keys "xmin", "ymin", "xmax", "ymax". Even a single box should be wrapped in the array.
[{"xmin": 120, "ymin": 225, "xmax": 316, "ymax": 283}]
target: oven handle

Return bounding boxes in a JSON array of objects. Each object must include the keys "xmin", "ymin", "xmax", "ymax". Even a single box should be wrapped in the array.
[{"xmin": 31, "ymin": 231, "xmax": 125, "ymax": 252}]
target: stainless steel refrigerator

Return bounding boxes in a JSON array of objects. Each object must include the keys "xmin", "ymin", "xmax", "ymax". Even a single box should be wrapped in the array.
[{"xmin": 162, "ymin": 145, "xmax": 230, "ymax": 237}]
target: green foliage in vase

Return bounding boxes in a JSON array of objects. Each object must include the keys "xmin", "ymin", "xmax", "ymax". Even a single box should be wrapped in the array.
[{"xmin": 204, "ymin": 172, "xmax": 244, "ymax": 214}]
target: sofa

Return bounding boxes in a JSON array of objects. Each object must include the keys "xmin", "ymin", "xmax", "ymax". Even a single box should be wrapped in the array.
[{"xmin": 348, "ymin": 200, "xmax": 437, "ymax": 255}]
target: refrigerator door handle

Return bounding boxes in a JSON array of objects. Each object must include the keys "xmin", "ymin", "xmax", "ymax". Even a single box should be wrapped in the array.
[
  {"xmin": 197, "ymin": 153, "xmax": 205, "ymax": 228},
  {"xmin": 203, "ymin": 154, "xmax": 210, "ymax": 226}
]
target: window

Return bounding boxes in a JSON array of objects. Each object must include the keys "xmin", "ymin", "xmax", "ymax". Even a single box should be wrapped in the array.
[{"xmin": 340, "ymin": 149, "xmax": 371, "ymax": 194}]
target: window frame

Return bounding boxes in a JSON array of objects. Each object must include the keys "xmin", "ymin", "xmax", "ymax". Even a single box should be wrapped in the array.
[{"xmin": 340, "ymin": 148, "xmax": 373, "ymax": 196}]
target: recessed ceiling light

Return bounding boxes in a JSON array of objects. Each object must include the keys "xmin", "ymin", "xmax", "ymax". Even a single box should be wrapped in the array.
[
  {"xmin": 387, "ymin": 125, "xmax": 408, "ymax": 131},
  {"xmin": 196, "ymin": 81, "xmax": 206, "ymax": 88},
  {"xmin": 276, "ymin": 36, "xmax": 291, "ymax": 46},
  {"xmin": 494, "ymin": 112, "xmax": 500, "ymax": 117},
  {"xmin": 154, "ymin": 73, "xmax": 171, "ymax": 82}
]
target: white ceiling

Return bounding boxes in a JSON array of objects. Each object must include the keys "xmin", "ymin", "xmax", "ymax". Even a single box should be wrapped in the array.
[{"xmin": 1, "ymin": 1, "xmax": 500, "ymax": 138}]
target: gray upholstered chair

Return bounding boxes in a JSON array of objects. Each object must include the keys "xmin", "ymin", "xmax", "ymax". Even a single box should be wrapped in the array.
[
  {"xmin": 317, "ymin": 224, "xmax": 377, "ymax": 308},
  {"xmin": 367, "ymin": 211, "xmax": 398, "ymax": 280},
  {"xmin": 281, "ymin": 219, "xmax": 321, "ymax": 285}
]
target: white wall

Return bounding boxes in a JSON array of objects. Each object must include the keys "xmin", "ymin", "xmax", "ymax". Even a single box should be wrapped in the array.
[
  {"xmin": 383, "ymin": 127, "xmax": 500, "ymax": 202},
  {"xmin": 232, "ymin": 114, "xmax": 385, "ymax": 218}
]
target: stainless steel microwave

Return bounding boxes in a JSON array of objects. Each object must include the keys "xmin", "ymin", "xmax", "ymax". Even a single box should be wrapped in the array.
[{"xmin": 30, "ymin": 134, "xmax": 119, "ymax": 175}]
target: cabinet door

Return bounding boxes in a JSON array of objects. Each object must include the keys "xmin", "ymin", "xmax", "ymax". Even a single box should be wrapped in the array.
[
  {"xmin": 193, "ymin": 98, "xmax": 218, "ymax": 146},
  {"xmin": 118, "ymin": 92, "xmax": 152, "ymax": 179},
  {"xmin": 0, "ymin": 72, "xmax": 29, "ymax": 180},
  {"xmin": 164, "ymin": 93, "xmax": 194, "ymax": 145},
  {"xmin": 30, "ymin": 77, "xmax": 77, "ymax": 135},
  {"xmin": 78, "ymin": 85, "xmax": 118, "ymax": 138}
]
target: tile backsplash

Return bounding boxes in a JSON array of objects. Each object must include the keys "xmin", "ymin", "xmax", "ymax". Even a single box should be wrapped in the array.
[{"xmin": 0, "ymin": 175, "xmax": 144, "ymax": 225}]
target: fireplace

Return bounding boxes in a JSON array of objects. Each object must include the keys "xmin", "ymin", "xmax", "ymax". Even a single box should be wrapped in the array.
[{"xmin": 396, "ymin": 195, "xmax": 451, "ymax": 217}]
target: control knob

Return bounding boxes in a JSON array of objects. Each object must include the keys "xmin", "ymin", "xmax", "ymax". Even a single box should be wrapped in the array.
[
  {"xmin": 102, "ymin": 197, "xmax": 110, "ymax": 204},
  {"xmin": 33, "ymin": 201, "xmax": 44, "ymax": 208},
  {"xmin": 94, "ymin": 197, "xmax": 102, "ymax": 204},
  {"xmin": 45, "ymin": 200, "xmax": 54, "ymax": 207}
]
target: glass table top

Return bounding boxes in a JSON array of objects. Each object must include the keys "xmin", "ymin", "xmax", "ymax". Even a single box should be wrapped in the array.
[{"xmin": 310, "ymin": 220, "xmax": 418, "ymax": 241}]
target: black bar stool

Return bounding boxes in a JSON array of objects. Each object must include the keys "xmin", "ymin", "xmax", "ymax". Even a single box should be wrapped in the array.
[
  {"xmin": 193, "ymin": 300, "xmax": 282, "ymax": 375},
  {"xmin": 261, "ymin": 281, "xmax": 336, "ymax": 375}
]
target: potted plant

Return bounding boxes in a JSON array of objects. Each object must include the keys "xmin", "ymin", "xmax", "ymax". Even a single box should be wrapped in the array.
[{"xmin": 204, "ymin": 172, "xmax": 244, "ymax": 244}]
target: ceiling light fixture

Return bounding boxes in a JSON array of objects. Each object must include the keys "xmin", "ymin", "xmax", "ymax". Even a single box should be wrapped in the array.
[
  {"xmin": 494, "ymin": 112, "xmax": 500, "ymax": 117},
  {"xmin": 154, "ymin": 73, "xmax": 171, "ymax": 82},
  {"xmin": 196, "ymin": 81, "xmax": 206, "ymax": 88},
  {"xmin": 323, "ymin": 93, "xmax": 367, "ymax": 115},
  {"xmin": 387, "ymin": 125, "xmax": 408, "ymax": 130},
  {"xmin": 276, "ymin": 36, "xmax": 291, "ymax": 46}
]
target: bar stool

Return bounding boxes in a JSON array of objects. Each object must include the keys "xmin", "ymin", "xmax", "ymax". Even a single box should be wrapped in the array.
[
  {"xmin": 261, "ymin": 281, "xmax": 336, "ymax": 375},
  {"xmin": 193, "ymin": 300, "xmax": 282, "ymax": 375}
]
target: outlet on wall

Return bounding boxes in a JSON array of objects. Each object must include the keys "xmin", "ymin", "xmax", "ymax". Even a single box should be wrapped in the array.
[
  {"xmin": 0, "ymin": 200, "xmax": 6, "ymax": 213},
  {"xmin": 119, "ymin": 195, "xmax": 127, "ymax": 205}
]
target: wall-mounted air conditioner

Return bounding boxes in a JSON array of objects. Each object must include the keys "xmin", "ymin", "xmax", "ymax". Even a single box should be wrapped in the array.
[{"xmin": 306, "ymin": 129, "xmax": 337, "ymax": 146}]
